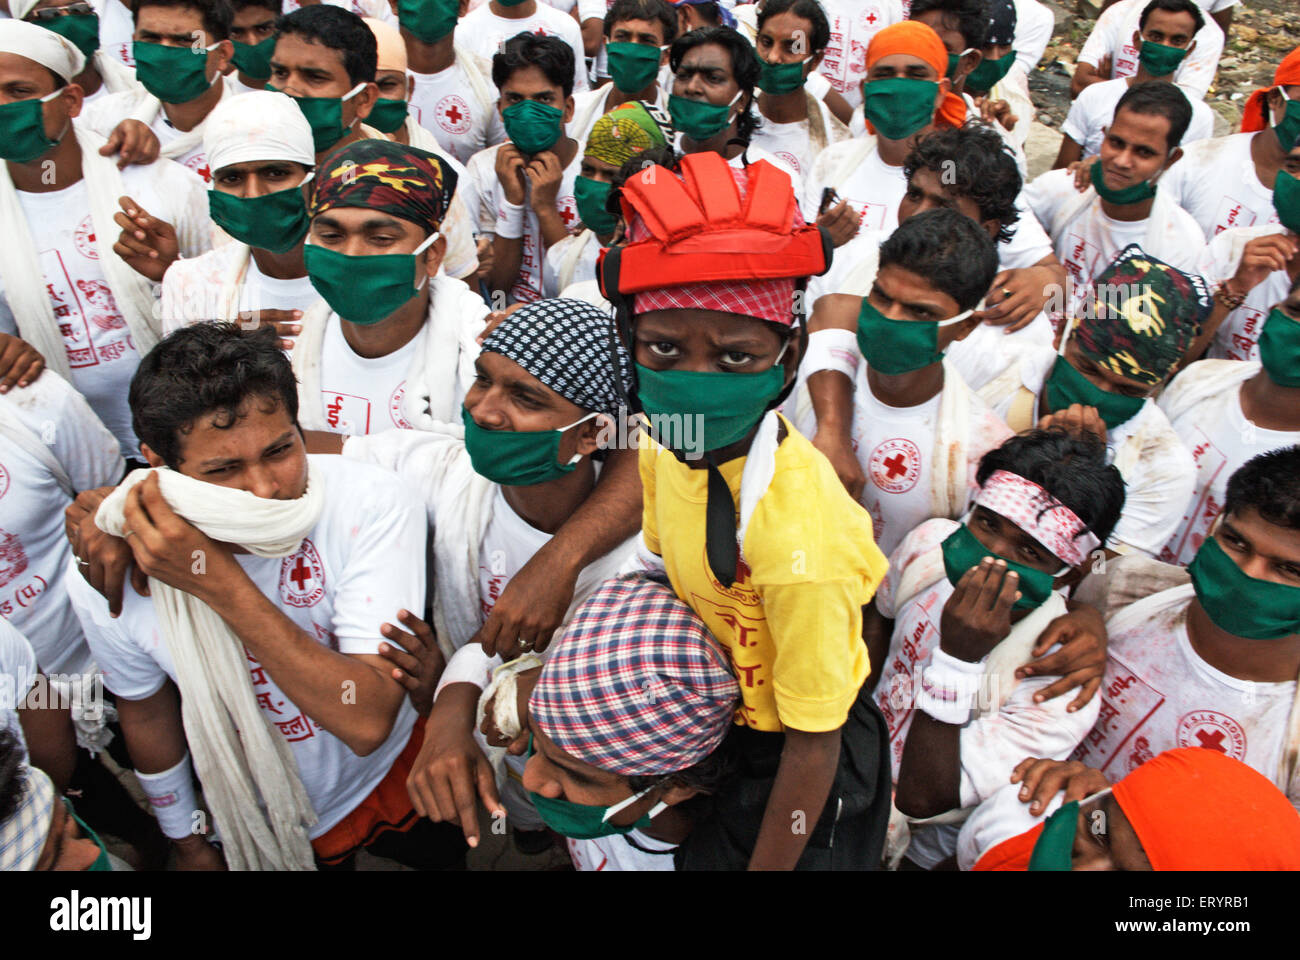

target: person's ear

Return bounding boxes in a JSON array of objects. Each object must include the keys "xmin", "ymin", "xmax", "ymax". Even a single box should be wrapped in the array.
[
  {"xmin": 351, "ymin": 81, "xmax": 380, "ymax": 122},
  {"xmin": 57, "ymin": 82, "xmax": 84, "ymax": 121},
  {"xmin": 1159, "ymin": 144, "xmax": 1183, "ymax": 174},
  {"xmin": 958, "ymin": 48, "xmax": 982, "ymax": 79},
  {"xmin": 1055, "ymin": 564, "xmax": 1087, "ymax": 590},
  {"xmin": 209, "ymin": 38, "xmax": 234, "ymax": 77},
  {"xmin": 980, "ymin": 217, "xmax": 1001, "ymax": 241},
  {"xmin": 809, "ymin": 49, "xmax": 825, "ymax": 73},
  {"xmin": 421, "ymin": 233, "xmax": 447, "ymax": 278},
  {"xmin": 405, "ymin": 74, "xmax": 415, "ymax": 100},
  {"xmin": 458, "ymin": 0, "xmax": 470, "ymax": 16},
  {"xmin": 574, "ymin": 414, "xmax": 610, "ymax": 457},
  {"xmin": 139, "ymin": 443, "xmax": 166, "ymax": 468},
  {"xmin": 780, "ymin": 330, "xmax": 800, "ymax": 382},
  {"xmin": 1130, "ymin": 27, "xmax": 1141, "ymax": 48},
  {"xmin": 934, "ymin": 76, "xmax": 949, "ymax": 111},
  {"xmin": 660, "ymin": 781, "xmax": 703, "ymax": 806},
  {"xmin": 563, "ymin": 93, "xmax": 575, "ymax": 124},
  {"xmin": 950, "ymin": 314, "xmax": 982, "ymax": 343}
]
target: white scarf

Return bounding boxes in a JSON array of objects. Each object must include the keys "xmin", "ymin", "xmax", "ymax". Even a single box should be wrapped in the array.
[
  {"xmin": 0, "ymin": 125, "xmax": 160, "ymax": 382},
  {"xmin": 94, "ymin": 465, "xmax": 327, "ymax": 871},
  {"xmin": 1157, "ymin": 358, "xmax": 1259, "ymax": 424},
  {"xmin": 292, "ymin": 274, "xmax": 484, "ymax": 432}
]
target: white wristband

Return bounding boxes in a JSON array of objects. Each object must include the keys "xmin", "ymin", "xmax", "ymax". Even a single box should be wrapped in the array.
[
  {"xmin": 434, "ymin": 643, "xmax": 500, "ymax": 701},
  {"xmin": 914, "ymin": 648, "xmax": 985, "ymax": 726},
  {"xmin": 494, "ymin": 200, "xmax": 526, "ymax": 240},
  {"xmin": 802, "ymin": 328, "xmax": 861, "ymax": 380},
  {"xmin": 134, "ymin": 753, "xmax": 202, "ymax": 840}
]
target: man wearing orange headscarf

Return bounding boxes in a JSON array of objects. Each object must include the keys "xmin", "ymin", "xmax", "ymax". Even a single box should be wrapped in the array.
[
  {"xmin": 958, "ymin": 749, "xmax": 1300, "ymax": 870},
  {"xmin": 809, "ymin": 21, "xmax": 965, "ymax": 239},
  {"xmin": 1153, "ymin": 44, "xmax": 1300, "ymax": 240}
]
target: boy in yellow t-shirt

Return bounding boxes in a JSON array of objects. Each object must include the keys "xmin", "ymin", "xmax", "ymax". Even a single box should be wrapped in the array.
[{"xmin": 601, "ymin": 151, "xmax": 892, "ymax": 869}]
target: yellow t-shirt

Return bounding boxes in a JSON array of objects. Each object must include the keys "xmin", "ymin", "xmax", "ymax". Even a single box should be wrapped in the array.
[{"xmin": 640, "ymin": 415, "xmax": 889, "ymax": 733}]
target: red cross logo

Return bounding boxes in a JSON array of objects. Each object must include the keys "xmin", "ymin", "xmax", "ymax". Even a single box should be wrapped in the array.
[
  {"xmin": 1195, "ymin": 729, "xmax": 1227, "ymax": 752},
  {"xmin": 560, "ymin": 206, "xmax": 575, "ymax": 226},
  {"xmin": 882, "ymin": 453, "xmax": 907, "ymax": 479},
  {"xmin": 289, "ymin": 556, "xmax": 313, "ymax": 591},
  {"xmin": 444, "ymin": 104, "xmax": 462, "ymax": 124},
  {"xmin": 865, "ymin": 11, "xmax": 877, "ymax": 23}
]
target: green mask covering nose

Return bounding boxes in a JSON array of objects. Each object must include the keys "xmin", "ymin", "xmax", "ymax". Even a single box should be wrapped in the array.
[
  {"xmin": 606, "ymin": 41, "xmax": 662, "ymax": 94},
  {"xmin": 1089, "ymin": 157, "xmax": 1159, "ymax": 205},
  {"xmin": 461, "ymin": 406, "xmax": 603, "ymax": 486},
  {"xmin": 367, "ymin": 97, "xmax": 410, "ymax": 133},
  {"xmin": 1137, "ymin": 39, "xmax": 1188, "ymax": 77},
  {"xmin": 966, "ymin": 49, "xmax": 1015, "ymax": 94},
  {"xmin": 1027, "ymin": 800, "xmax": 1079, "ymax": 871},
  {"xmin": 274, "ymin": 82, "xmax": 366, "ymax": 154},
  {"xmin": 38, "ymin": 11, "xmax": 100, "ymax": 60},
  {"xmin": 1273, "ymin": 86, "xmax": 1300, "ymax": 153},
  {"xmin": 861, "ymin": 76, "xmax": 938, "ymax": 141},
  {"xmin": 856, "ymin": 297, "xmax": 975, "ymax": 375},
  {"xmin": 398, "ymin": 0, "xmax": 459, "ymax": 43},
  {"xmin": 1043, "ymin": 354, "xmax": 1146, "ymax": 430},
  {"xmin": 757, "ymin": 56, "xmax": 812, "ymax": 95},
  {"xmin": 1273, "ymin": 168, "xmax": 1300, "ymax": 234},
  {"xmin": 231, "ymin": 34, "xmax": 276, "ymax": 80},
  {"xmin": 207, "ymin": 172, "xmax": 314, "ymax": 255},
  {"xmin": 525, "ymin": 736, "xmax": 668, "ymax": 839},
  {"xmin": 501, "ymin": 98, "xmax": 565, "ymax": 155},
  {"xmin": 0, "ymin": 88, "xmax": 65, "ymax": 163},
  {"xmin": 940, "ymin": 522, "xmax": 1067, "ymax": 612},
  {"xmin": 304, "ymin": 228, "xmax": 439, "ymax": 325},
  {"xmin": 1259, "ymin": 305, "xmax": 1300, "ymax": 388},
  {"xmin": 133, "ymin": 40, "xmax": 218, "ymax": 104},
  {"xmin": 1189, "ymin": 534, "xmax": 1300, "ymax": 640},
  {"xmin": 574, "ymin": 174, "xmax": 617, "ymax": 236},
  {"xmin": 668, "ymin": 88, "xmax": 744, "ymax": 142}
]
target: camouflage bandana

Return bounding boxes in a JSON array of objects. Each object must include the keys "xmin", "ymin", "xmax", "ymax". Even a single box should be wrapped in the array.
[
  {"xmin": 1074, "ymin": 244, "xmax": 1211, "ymax": 385},
  {"xmin": 584, "ymin": 101, "xmax": 673, "ymax": 169},
  {"xmin": 309, "ymin": 138, "xmax": 457, "ymax": 233}
]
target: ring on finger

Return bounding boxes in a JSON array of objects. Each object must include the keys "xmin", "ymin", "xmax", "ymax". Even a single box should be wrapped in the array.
[{"xmin": 123, "ymin": 529, "xmax": 136, "ymax": 539}]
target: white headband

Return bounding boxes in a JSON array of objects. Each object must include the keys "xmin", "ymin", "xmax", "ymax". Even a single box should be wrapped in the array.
[
  {"xmin": 203, "ymin": 90, "xmax": 318, "ymax": 175},
  {"xmin": 0, "ymin": 18, "xmax": 86, "ymax": 82}
]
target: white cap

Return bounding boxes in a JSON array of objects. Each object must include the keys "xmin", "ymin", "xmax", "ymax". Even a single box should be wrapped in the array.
[
  {"xmin": 0, "ymin": 18, "xmax": 86, "ymax": 82},
  {"xmin": 202, "ymin": 90, "xmax": 317, "ymax": 176}
]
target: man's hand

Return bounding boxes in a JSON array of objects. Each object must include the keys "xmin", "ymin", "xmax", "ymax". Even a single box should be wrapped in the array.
[
  {"xmin": 100, "ymin": 119, "xmax": 161, "ymax": 168},
  {"xmin": 494, "ymin": 142, "xmax": 527, "ymax": 205},
  {"xmin": 976, "ymin": 96, "xmax": 1018, "ymax": 132},
  {"xmin": 1230, "ymin": 233, "xmax": 1299, "ymax": 296},
  {"xmin": 0, "ymin": 333, "xmax": 44, "ymax": 393},
  {"xmin": 378, "ymin": 609, "xmax": 445, "ymax": 717},
  {"xmin": 475, "ymin": 302, "xmax": 526, "ymax": 345},
  {"xmin": 524, "ymin": 150, "xmax": 563, "ymax": 210},
  {"xmin": 1010, "ymin": 756, "xmax": 1111, "ymax": 816},
  {"xmin": 406, "ymin": 684, "xmax": 504, "ymax": 847},
  {"xmin": 113, "ymin": 196, "xmax": 180, "ymax": 282},
  {"xmin": 1037, "ymin": 402, "xmax": 1107, "ymax": 443},
  {"xmin": 473, "ymin": 235, "xmax": 494, "ymax": 286},
  {"xmin": 811, "ymin": 428, "xmax": 865, "ymax": 501},
  {"xmin": 1095, "ymin": 53, "xmax": 1113, "ymax": 81},
  {"xmin": 479, "ymin": 666, "xmax": 539, "ymax": 753},
  {"xmin": 472, "ymin": 551, "xmax": 578, "ymax": 658},
  {"xmin": 1017, "ymin": 603, "xmax": 1107, "ymax": 711},
  {"xmin": 170, "ymin": 834, "xmax": 227, "ymax": 871},
  {"xmin": 120, "ymin": 472, "xmax": 238, "ymax": 601},
  {"xmin": 66, "ymin": 486, "xmax": 150, "ymax": 617},
  {"xmin": 1067, "ymin": 155, "xmax": 1100, "ymax": 192},
  {"xmin": 939, "ymin": 556, "xmax": 1019, "ymax": 662},
  {"xmin": 236, "ymin": 308, "xmax": 302, "ymax": 351},
  {"xmin": 816, "ymin": 199, "xmax": 858, "ymax": 248},
  {"xmin": 975, "ymin": 266, "xmax": 1056, "ymax": 332}
]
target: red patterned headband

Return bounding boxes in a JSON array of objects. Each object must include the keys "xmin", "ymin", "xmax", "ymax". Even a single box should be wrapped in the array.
[{"xmin": 974, "ymin": 470, "xmax": 1101, "ymax": 567}]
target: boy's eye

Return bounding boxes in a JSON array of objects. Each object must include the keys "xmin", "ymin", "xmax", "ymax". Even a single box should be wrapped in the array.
[
  {"xmin": 721, "ymin": 350, "xmax": 755, "ymax": 366},
  {"xmin": 647, "ymin": 341, "xmax": 679, "ymax": 357}
]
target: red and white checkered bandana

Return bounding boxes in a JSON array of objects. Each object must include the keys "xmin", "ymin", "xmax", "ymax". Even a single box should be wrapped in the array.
[
  {"xmin": 633, "ymin": 278, "xmax": 797, "ymax": 327},
  {"xmin": 529, "ymin": 576, "xmax": 740, "ymax": 777},
  {"xmin": 974, "ymin": 469, "xmax": 1101, "ymax": 567}
]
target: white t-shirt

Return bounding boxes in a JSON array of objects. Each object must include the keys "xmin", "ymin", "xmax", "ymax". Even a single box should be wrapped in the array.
[
  {"xmin": 544, "ymin": 228, "xmax": 600, "ymax": 297},
  {"xmin": 409, "ymin": 52, "xmax": 503, "ymax": 166},
  {"xmin": 318, "ymin": 319, "xmax": 427, "ymax": 435},
  {"xmin": 816, "ymin": 0, "xmax": 904, "ymax": 109},
  {"xmin": 750, "ymin": 97, "xmax": 851, "ymax": 185},
  {"xmin": 1011, "ymin": 0, "xmax": 1056, "ymax": 73},
  {"xmin": 0, "ymin": 373, "xmax": 122, "ymax": 676},
  {"xmin": 0, "ymin": 618, "xmax": 36, "ymax": 758},
  {"xmin": 0, "ymin": 163, "xmax": 212, "ymax": 459},
  {"xmin": 1157, "ymin": 361, "xmax": 1300, "ymax": 566},
  {"xmin": 160, "ymin": 241, "xmax": 319, "ymax": 336},
  {"xmin": 1158, "ymin": 133, "xmax": 1279, "ymax": 240},
  {"xmin": 1062, "ymin": 78, "xmax": 1215, "ymax": 159},
  {"xmin": 567, "ymin": 830, "xmax": 678, "ymax": 871},
  {"xmin": 1194, "ymin": 223, "xmax": 1294, "ymax": 362},
  {"xmin": 1077, "ymin": 0, "xmax": 1224, "ymax": 101},
  {"xmin": 1071, "ymin": 586, "xmax": 1299, "ymax": 808},
  {"xmin": 810, "ymin": 140, "xmax": 907, "ymax": 234},
  {"xmin": 282, "ymin": 0, "xmax": 397, "ymax": 24},
  {"xmin": 67, "ymin": 454, "xmax": 425, "ymax": 837},
  {"xmin": 457, "ymin": 4, "xmax": 590, "ymax": 95},
  {"xmin": 97, "ymin": 0, "xmax": 135, "ymax": 67}
]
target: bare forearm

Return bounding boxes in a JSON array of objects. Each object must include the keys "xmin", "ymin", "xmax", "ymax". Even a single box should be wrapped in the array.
[
  {"xmin": 20, "ymin": 680, "xmax": 78, "ymax": 792},
  {"xmin": 748, "ymin": 727, "xmax": 841, "ymax": 870},
  {"xmin": 862, "ymin": 605, "xmax": 893, "ymax": 693},
  {"xmin": 1187, "ymin": 299, "xmax": 1234, "ymax": 361},
  {"xmin": 1053, "ymin": 136, "xmax": 1083, "ymax": 170},
  {"xmin": 580, "ymin": 18, "xmax": 603, "ymax": 56},
  {"xmin": 895, "ymin": 711, "xmax": 962, "ymax": 818},
  {"xmin": 542, "ymin": 445, "xmax": 641, "ymax": 572},
  {"xmin": 536, "ymin": 206, "xmax": 569, "ymax": 249},
  {"xmin": 489, "ymin": 235, "xmax": 523, "ymax": 297},
  {"xmin": 115, "ymin": 681, "xmax": 189, "ymax": 774},
  {"xmin": 808, "ymin": 370, "xmax": 855, "ymax": 436}
]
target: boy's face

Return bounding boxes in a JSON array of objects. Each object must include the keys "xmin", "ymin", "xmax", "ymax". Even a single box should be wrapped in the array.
[
  {"xmin": 497, "ymin": 63, "xmax": 573, "ymax": 123},
  {"xmin": 1098, "ymin": 107, "xmax": 1177, "ymax": 193},
  {"xmin": 1138, "ymin": 8, "xmax": 1197, "ymax": 49},
  {"xmin": 578, "ymin": 153, "xmax": 619, "ymax": 184},
  {"xmin": 1064, "ymin": 335, "xmax": 1157, "ymax": 399},
  {"xmin": 270, "ymin": 31, "xmax": 358, "ymax": 98},
  {"xmin": 1215, "ymin": 508, "xmax": 1300, "ymax": 589},
  {"xmin": 967, "ymin": 504, "xmax": 1066, "ymax": 576},
  {"xmin": 756, "ymin": 10, "xmax": 823, "ymax": 71},
  {"xmin": 230, "ymin": 3, "xmax": 276, "ymax": 48},
  {"xmin": 142, "ymin": 396, "xmax": 309, "ymax": 500},
  {"xmin": 522, "ymin": 724, "xmax": 660, "ymax": 826},
  {"xmin": 608, "ymin": 16, "xmax": 666, "ymax": 49},
  {"xmin": 899, "ymin": 165, "xmax": 999, "ymax": 240},
  {"xmin": 308, "ymin": 207, "xmax": 444, "ymax": 286},
  {"xmin": 633, "ymin": 308, "xmax": 790, "ymax": 379},
  {"xmin": 869, "ymin": 263, "xmax": 977, "ymax": 350},
  {"xmin": 212, "ymin": 159, "xmax": 310, "ymax": 198}
]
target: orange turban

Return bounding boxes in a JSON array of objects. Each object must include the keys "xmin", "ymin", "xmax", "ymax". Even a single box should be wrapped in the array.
[
  {"xmin": 1240, "ymin": 44, "xmax": 1300, "ymax": 133},
  {"xmin": 1113, "ymin": 748, "xmax": 1300, "ymax": 870},
  {"xmin": 863, "ymin": 21, "xmax": 968, "ymax": 133}
]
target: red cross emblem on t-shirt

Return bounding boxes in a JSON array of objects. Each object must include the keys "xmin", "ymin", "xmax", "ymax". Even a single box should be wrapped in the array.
[
  {"xmin": 882, "ymin": 453, "xmax": 907, "ymax": 479},
  {"xmin": 1195, "ymin": 729, "xmax": 1227, "ymax": 752},
  {"xmin": 445, "ymin": 103, "xmax": 463, "ymax": 124},
  {"xmin": 866, "ymin": 11, "xmax": 877, "ymax": 22},
  {"xmin": 289, "ymin": 556, "xmax": 313, "ymax": 591},
  {"xmin": 560, "ymin": 206, "xmax": 575, "ymax": 226}
]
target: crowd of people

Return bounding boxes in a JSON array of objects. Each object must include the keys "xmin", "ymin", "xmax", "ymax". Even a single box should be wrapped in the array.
[{"xmin": 1, "ymin": 0, "xmax": 1300, "ymax": 874}]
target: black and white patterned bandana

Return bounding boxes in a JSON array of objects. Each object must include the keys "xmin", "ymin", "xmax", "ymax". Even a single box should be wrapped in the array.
[
  {"xmin": 481, "ymin": 298, "xmax": 631, "ymax": 418},
  {"xmin": 986, "ymin": 0, "xmax": 1016, "ymax": 47}
]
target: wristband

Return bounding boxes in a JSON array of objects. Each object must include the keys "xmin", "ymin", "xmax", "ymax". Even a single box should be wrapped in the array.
[
  {"xmin": 494, "ymin": 200, "xmax": 526, "ymax": 240},
  {"xmin": 914, "ymin": 648, "xmax": 985, "ymax": 726},
  {"xmin": 434, "ymin": 643, "xmax": 500, "ymax": 700},
  {"xmin": 801, "ymin": 328, "xmax": 861, "ymax": 380},
  {"xmin": 134, "ymin": 753, "xmax": 202, "ymax": 840}
]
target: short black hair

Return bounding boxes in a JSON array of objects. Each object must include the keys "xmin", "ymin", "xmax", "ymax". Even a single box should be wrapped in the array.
[
  {"xmin": 274, "ymin": 4, "xmax": 376, "ymax": 85},
  {"xmin": 909, "ymin": 0, "xmax": 991, "ymax": 51},
  {"xmin": 877, "ymin": 207, "xmax": 999, "ymax": 312},
  {"xmin": 605, "ymin": 0, "xmax": 677, "ymax": 45},
  {"xmin": 1138, "ymin": 0, "xmax": 1205, "ymax": 34},
  {"xmin": 492, "ymin": 31, "xmax": 576, "ymax": 99},
  {"xmin": 976, "ymin": 429, "xmax": 1127, "ymax": 548},
  {"xmin": 132, "ymin": 0, "xmax": 234, "ymax": 40},
  {"xmin": 232, "ymin": 0, "xmax": 282, "ymax": 16},
  {"xmin": 756, "ymin": 0, "xmax": 831, "ymax": 54},
  {"xmin": 670, "ymin": 26, "xmax": 761, "ymax": 143},
  {"xmin": 681, "ymin": 1, "xmax": 726, "ymax": 27},
  {"xmin": 0, "ymin": 727, "xmax": 26, "ymax": 827},
  {"xmin": 130, "ymin": 324, "xmax": 299, "ymax": 470},
  {"xmin": 1224, "ymin": 446, "xmax": 1300, "ymax": 531},
  {"xmin": 904, "ymin": 124, "xmax": 1022, "ymax": 244},
  {"xmin": 1113, "ymin": 80, "xmax": 1192, "ymax": 152}
]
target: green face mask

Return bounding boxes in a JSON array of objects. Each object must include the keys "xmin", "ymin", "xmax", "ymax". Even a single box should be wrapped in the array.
[
  {"xmin": 367, "ymin": 97, "xmax": 409, "ymax": 133},
  {"xmin": 1259, "ymin": 306, "xmax": 1300, "ymax": 388},
  {"xmin": 398, "ymin": 0, "xmax": 458, "ymax": 43},
  {"xmin": 304, "ymin": 230, "xmax": 437, "ymax": 325},
  {"xmin": 1189, "ymin": 535, "xmax": 1300, "ymax": 640},
  {"xmin": 1043, "ymin": 354, "xmax": 1146, "ymax": 430},
  {"xmin": 606, "ymin": 41, "xmax": 662, "ymax": 94},
  {"xmin": 966, "ymin": 50, "xmax": 1015, "ymax": 94},
  {"xmin": 861, "ymin": 76, "xmax": 938, "ymax": 141},
  {"xmin": 0, "ymin": 90, "xmax": 63, "ymax": 163},
  {"xmin": 40, "ymin": 11, "xmax": 100, "ymax": 60},
  {"xmin": 1272, "ymin": 168, "xmax": 1300, "ymax": 234},
  {"xmin": 1089, "ymin": 155, "xmax": 1158, "ymax": 205},
  {"xmin": 231, "ymin": 34, "xmax": 276, "ymax": 80},
  {"xmin": 757, "ymin": 57, "xmax": 810, "ymax": 95},
  {"xmin": 1273, "ymin": 90, "xmax": 1300, "ymax": 153},
  {"xmin": 856, "ymin": 297, "xmax": 973, "ymax": 375},
  {"xmin": 502, "ymin": 99, "xmax": 564, "ymax": 155},
  {"xmin": 668, "ymin": 89, "xmax": 742, "ymax": 142},
  {"xmin": 1137, "ymin": 39, "xmax": 1188, "ymax": 78},
  {"xmin": 574, "ymin": 175, "xmax": 616, "ymax": 236},
  {"xmin": 133, "ymin": 40, "xmax": 215, "ymax": 104},
  {"xmin": 208, "ymin": 176, "xmax": 312, "ymax": 254},
  {"xmin": 462, "ymin": 406, "xmax": 600, "ymax": 485},
  {"xmin": 940, "ymin": 523, "xmax": 1064, "ymax": 612},
  {"xmin": 525, "ymin": 737, "xmax": 664, "ymax": 839},
  {"xmin": 1027, "ymin": 800, "xmax": 1078, "ymax": 871},
  {"xmin": 273, "ymin": 82, "xmax": 365, "ymax": 154},
  {"xmin": 635, "ymin": 350, "xmax": 787, "ymax": 454}
]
